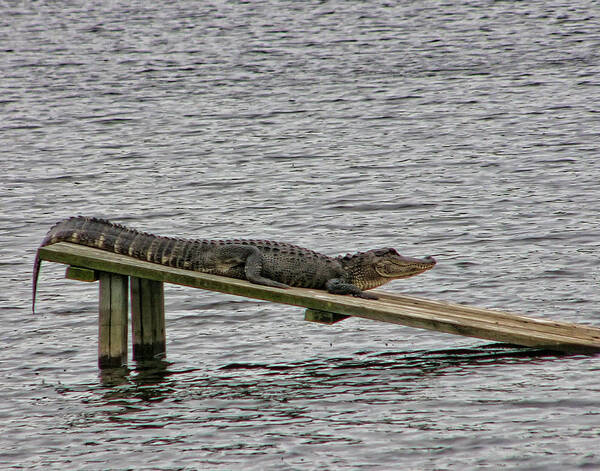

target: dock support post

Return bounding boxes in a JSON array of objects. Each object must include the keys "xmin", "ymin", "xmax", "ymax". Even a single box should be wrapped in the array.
[
  {"xmin": 130, "ymin": 277, "xmax": 166, "ymax": 361},
  {"xmin": 98, "ymin": 272, "xmax": 129, "ymax": 368}
]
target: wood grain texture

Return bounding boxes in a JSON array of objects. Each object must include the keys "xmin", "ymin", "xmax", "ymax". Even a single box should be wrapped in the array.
[{"xmin": 39, "ymin": 242, "xmax": 600, "ymax": 354}]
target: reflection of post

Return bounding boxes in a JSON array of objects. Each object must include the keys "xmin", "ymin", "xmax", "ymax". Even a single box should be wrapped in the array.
[
  {"xmin": 98, "ymin": 272, "xmax": 128, "ymax": 368},
  {"xmin": 99, "ymin": 366, "xmax": 130, "ymax": 387},
  {"xmin": 131, "ymin": 277, "xmax": 166, "ymax": 361}
]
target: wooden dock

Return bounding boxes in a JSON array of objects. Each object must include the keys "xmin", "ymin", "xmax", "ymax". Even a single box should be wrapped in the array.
[{"xmin": 36, "ymin": 242, "xmax": 600, "ymax": 368}]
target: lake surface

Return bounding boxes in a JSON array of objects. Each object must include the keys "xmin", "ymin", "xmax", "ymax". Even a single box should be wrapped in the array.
[{"xmin": 2, "ymin": 1, "xmax": 599, "ymax": 469}]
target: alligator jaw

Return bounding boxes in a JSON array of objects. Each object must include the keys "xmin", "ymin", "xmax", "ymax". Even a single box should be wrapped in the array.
[{"xmin": 376, "ymin": 254, "xmax": 436, "ymax": 279}]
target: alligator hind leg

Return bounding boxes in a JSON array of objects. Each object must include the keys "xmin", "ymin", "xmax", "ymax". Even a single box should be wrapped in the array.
[
  {"xmin": 243, "ymin": 249, "xmax": 289, "ymax": 289},
  {"xmin": 209, "ymin": 245, "xmax": 289, "ymax": 288},
  {"xmin": 325, "ymin": 279, "xmax": 378, "ymax": 300}
]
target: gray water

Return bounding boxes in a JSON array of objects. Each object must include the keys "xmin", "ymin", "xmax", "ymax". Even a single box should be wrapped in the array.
[{"xmin": 2, "ymin": 1, "xmax": 600, "ymax": 469}]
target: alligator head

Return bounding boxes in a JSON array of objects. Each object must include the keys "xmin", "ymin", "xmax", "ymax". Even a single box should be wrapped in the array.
[{"xmin": 339, "ymin": 248, "xmax": 436, "ymax": 290}]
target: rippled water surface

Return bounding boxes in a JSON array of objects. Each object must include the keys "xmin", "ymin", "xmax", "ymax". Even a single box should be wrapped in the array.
[{"xmin": 2, "ymin": 1, "xmax": 600, "ymax": 469}]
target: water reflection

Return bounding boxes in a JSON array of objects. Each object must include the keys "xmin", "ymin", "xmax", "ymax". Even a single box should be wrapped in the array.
[
  {"xmin": 61, "ymin": 343, "xmax": 577, "ymax": 467},
  {"xmin": 96, "ymin": 344, "xmax": 564, "ymax": 400},
  {"xmin": 98, "ymin": 366, "xmax": 131, "ymax": 387},
  {"xmin": 99, "ymin": 358, "xmax": 178, "ymax": 393}
]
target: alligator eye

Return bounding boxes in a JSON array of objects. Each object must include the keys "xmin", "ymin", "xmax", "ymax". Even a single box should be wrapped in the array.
[
  {"xmin": 375, "ymin": 248, "xmax": 398, "ymax": 256},
  {"xmin": 373, "ymin": 248, "xmax": 394, "ymax": 256}
]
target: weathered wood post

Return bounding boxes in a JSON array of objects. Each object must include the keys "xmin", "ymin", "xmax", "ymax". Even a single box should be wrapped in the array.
[
  {"xmin": 130, "ymin": 277, "xmax": 166, "ymax": 360},
  {"xmin": 98, "ymin": 272, "xmax": 129, "ymax": 368},
  {"xmin": 65, "ymin": 266, "xmax": 166, "ymax": 366}
]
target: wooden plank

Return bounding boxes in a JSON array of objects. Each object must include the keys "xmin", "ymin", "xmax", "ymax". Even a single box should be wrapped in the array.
[
  {"xmin": 38, "ymin": 242, "xmax": 600, "ymax": 353},
  {"xmin": 98, "ymin": 272, "xmax": 128, "ymax": 368},
  {"xmin": 130, "ymin": 277, "xmax": 166, "ymax": 360},
  {"xmin": 371, "ymin": 291, "xmax": 600, "ymax": 341}
]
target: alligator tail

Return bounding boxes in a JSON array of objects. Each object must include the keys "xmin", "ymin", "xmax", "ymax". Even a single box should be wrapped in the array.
[
  {"xmin": 32, "ymin": 217, "xmax": 68, "ymax": 314},
  {"xmin": 32, "ymin": 250, "xmax": 42, "ymax": 313},
  {"xmin": 32, "ymin": 216, "xmax": 200, "ymax": 312}
]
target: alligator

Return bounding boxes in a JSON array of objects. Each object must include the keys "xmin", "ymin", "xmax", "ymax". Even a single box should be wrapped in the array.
[{"xmin": 32, "ymin": 216, "xmax": 436, "ymax": 312}]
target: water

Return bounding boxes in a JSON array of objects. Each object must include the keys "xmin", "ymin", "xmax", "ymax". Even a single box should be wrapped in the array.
[{"xmin": 2, "ymin": 1, "xmax": 600, "ymax": 469}]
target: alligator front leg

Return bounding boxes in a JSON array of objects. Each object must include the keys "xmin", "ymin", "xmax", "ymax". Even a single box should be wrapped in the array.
[{"xmin": 325, "ymin": 279, "xmax": 378, "ymax": 300}]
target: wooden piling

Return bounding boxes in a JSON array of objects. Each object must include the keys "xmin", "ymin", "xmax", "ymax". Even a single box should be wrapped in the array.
[
  {"xmin": 130, "ymin": 277, "xmax": 165, "ymax": 360},
  {"xmin": 98, "ymin": 272, "xmax": 129, "ymax": 368}
]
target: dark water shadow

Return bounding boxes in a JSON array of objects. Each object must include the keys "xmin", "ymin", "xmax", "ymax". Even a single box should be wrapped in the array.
[{"xmin": 219, "ymin": 343, "xmax": 568, "ymax": 380}]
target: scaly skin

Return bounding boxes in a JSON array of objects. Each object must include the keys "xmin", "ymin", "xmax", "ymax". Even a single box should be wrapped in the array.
[{"xmin": 32, "ymin": 216, "xmax": 436, "ymax": 312}]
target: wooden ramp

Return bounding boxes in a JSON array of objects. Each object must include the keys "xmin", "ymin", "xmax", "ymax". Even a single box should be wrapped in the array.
[{"xmin": 36, "ymin": 242, "xmax": 600, "ymax": 367}]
